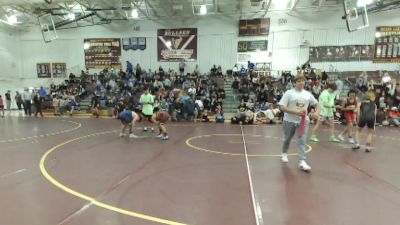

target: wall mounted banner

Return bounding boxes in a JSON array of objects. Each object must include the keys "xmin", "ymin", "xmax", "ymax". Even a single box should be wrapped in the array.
[
  {"xmin": 309, "ymin": 45, "xmax": 373, "ymax": 62},
  {"xmin": 84, "ymin": 38, "xmax": 121, "ymax": 69},
  {"xmin": 374, "ymin": 26, "xmax": 400, "ymax": 63},
  {"xmin": 238, "ymin": 40, "xmax": 268, "ymax": 52},
  {"xmin": 122, "ymin": 37, "xmax": 146, "ymax": 51},
  {"xmin": 157, "ymin": 28, "xmax": 197, "ymax": 62},
  {"xmin": 52, "ymin": 63, "xmax": 67, "ymax": 78},
  {"xmin": 37, "ymin": 63, "xmax": 51, "ymax": 78},
  {"xmin": 37, "ymin": 63, "xmax": 67, "ymax": 78},
  {"xmin": 239, "ymin": 18, "xmax": 270, "ymax": 36}
]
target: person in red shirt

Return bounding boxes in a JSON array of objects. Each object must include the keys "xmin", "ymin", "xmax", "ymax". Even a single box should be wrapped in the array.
[
  {"xmin": 338, "ymin": 90, "xmax": 357, "ymax": 143},
  {"xmin": 388, "ymin": 107, "xmax": 400, "ymax": 127},
  {"xmin": 0, "ymin": 95, "xmax": 4, "ymax": 117}
]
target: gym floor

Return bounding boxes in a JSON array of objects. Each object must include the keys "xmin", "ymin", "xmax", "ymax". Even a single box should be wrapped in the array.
[{"xmin": 0, "ymin": 116, "xmax": 399, "ymax": 225}]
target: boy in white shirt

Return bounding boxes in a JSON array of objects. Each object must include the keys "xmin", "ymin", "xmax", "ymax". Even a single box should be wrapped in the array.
[{"xmin": 278, "ymin": 75, "xmax": 320, "ymax": 171}]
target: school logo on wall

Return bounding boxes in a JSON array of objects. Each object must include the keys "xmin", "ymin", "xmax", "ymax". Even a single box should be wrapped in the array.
[
  {"xmin": 122, "ymin": 37, "xmax": 146, "ymax": 51},
  {"xmin": 157, "ymin": 28, "xmax": 197, "ymax": 62}
]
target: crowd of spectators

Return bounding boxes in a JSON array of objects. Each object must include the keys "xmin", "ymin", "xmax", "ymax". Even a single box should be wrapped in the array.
[
  {"xmin": 65, "ymin": 64, "xmax": 227, "ymax": 122},
  {"xmin": 353, "ymin": 71, "xmax": 400, "ymax": 126},
  {"xmin": 2, "ymin": 62, "xmax": 399, "ymax": 128}
]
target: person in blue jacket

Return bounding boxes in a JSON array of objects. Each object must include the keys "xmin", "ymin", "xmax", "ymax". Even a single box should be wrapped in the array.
[{"xmin": 119, "ymin": 109, "xmax": 140, "ymax": 138}]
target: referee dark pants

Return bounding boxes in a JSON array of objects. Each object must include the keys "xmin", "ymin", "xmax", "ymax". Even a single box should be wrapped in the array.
[{"xmin": 24, "ymin": 100, "xmax": 32, "ymax": 116}]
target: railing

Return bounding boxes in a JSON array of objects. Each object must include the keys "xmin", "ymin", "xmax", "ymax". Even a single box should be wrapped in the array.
[{"xmin": 337, "ymin": 72, "xmax": 364, "ymax": 98}]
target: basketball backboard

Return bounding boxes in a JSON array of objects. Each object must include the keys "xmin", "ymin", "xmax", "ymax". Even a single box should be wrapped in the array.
[
  {"xmin": 343, "ymin": 0, "xmax": 369, "ymax": 32},
  {"xmin": 38, "ymin": 14, "xmax": 58, "ymax": 43}
]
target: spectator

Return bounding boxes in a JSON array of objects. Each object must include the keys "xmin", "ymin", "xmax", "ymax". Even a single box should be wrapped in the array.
[
  {"xmin": 53, "ymin": 95, "xmax": 60, "ymax": 116},
  {"xmin": 240, "ymin": 65, "xmax": 247, "ymax": 78},
  {"xmin": 163, "ymin": 77, "xmax": 172, "ymax": 90},
  {"xmin": 217, "ymin": 65, "xmax": 223, "ymax": 77},
  {"xmin": 33, "ymin": 93, "xmax": 43, "ymax": 117},
  {"xmin": 50, "ymin": 83, "xmax": 57, "ymax": 95},
  {"xmin": 210, "ymin": 65, "xmax": 217, "ymax": 76},
  {"xmin": 334, "ymin": 79, "xmax": 344, "ymax": 100},
  {"xmin": 179, "ymin": 60, "xmax": 186, "ymax": 76},
  {"xmin": 183, "ymin": 98, "xmax": 196, "ymax": 121},
  {"xmin": 0, "ymin": 95, "xmax": 4, "ymax": 117},
  {"xmin": 15, "ymin": 91, "xmax": 23, "ymax": 110},
  {"xmin": 5, "ymin": 90, "xmax": 11, "ymax": 111},
  {"xmin": 22, "ymin": 88, "xmax": 33, "ymax": 116},
  {"xmin": 312, "ymin": 80, "xmax": 322, "ymax": 98},
  {"xmin": 91, "ymin": 93, "xmax": 100, "ymax": 118},
  {"xmin": 387, "ymin": 107, "xmax": 400, "ymax": 127},
  {"xmin": 232, "ymin": 64, "xmax": 239, "ymax": 77},
  {"xmin": 194, "ymin": 64, "xmax": 200, "ymax": 75},
  {"xmin": 356, "ymin": 72, "xmax": 368, "ymax": 92}
]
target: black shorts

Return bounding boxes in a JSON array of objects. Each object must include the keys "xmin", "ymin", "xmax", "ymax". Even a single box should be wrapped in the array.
[
  {"xmin": 358, "ymin": 118, "xmax": 375, "ymax": 129},
  {"xmin": 143, "ymin": 114, "xmax": 153, "ymax": 122}
]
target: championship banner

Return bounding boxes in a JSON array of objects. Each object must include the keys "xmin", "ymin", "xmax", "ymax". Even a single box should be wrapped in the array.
[
  {"xmin": 374, "ymin": 26, "xmax": 400, "ymax": 63},
  {"xmin": 52, "ymin": 63, "xmax": 67, "ymax": 78},
  {"xmin": 122, "ymin": 37, "xmax": 146, "ymax": 51},
  {"xmin": 309, "ymin": 45, "xmax": 373, "ymax": 62},
  {"xmin": 37, "ymin": 63, "xmax": 51, "ymax": 78},
  {"xmin": 238, "ymin": 40, "xmax": 268, "ymax": 52},
  {"xmin": 157, "ymin": 28, "xmax": 197, "ymax": 62},
  {"xmin": 84, "ymin": 38, "xmax": 121, "ymax": 69}
]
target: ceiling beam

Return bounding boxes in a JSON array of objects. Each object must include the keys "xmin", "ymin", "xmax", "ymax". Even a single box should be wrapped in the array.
[
  {"xmin": 239, "ymin": 0, "xmax": 244, "ymax": 18},
  {"xmin": 53, "ymin": 12, "xmax": 95, "ymax": 29},
  {"xmin": 291, "ymin": 0, "xmax": 301, "ymax": 11},
  {"xmin": 318, "ymin": 0, "xmax": 326, "ymax": 8},
  {"xmin": 142, "ymin": 0, "xmax": 161, "ymax": 18},
  {"xmin": 262, "ymin": 0, "xmax": 272, "ymax": 17},
  {"xmin": 368, "ymin": 0, "xmax": 400, "ymax": 13},
  {"xmin": 142, "ymin": 0, "xmax": 150, "ymax": 18},
  {"xmin": 214, "ymin": 0, "xmax": 218, "ymax": 14}
]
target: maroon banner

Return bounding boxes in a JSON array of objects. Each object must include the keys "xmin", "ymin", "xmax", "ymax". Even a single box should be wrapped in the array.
[
  {"xmin": 309, "ymin": 45, "xmax": 373, "ymax": 62},
  {"xmin": 157, "ymin": 28, "xmax": 197, "ymax": 62},
  {"xmin": 52, "ymin": 63, "xmax": 67, "ymax": 78},
  {"xmin": 37, "ymin": 63, "xmax": 51, "ymax": 78},
  {"xmin": 84, "ymin": 38, "xmax": 121, "ymax": 68}
]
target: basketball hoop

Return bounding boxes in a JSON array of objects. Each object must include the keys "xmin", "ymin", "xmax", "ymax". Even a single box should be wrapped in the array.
[
  {"xmin": 38, "ymin": 14, "xmax": 58, "ymax": 43},
  {"xmin": 343, "ymin": 0, "xmax": 369, "ymax": 32}
]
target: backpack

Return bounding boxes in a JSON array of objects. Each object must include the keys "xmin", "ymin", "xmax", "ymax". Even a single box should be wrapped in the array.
[{"xmin": 216, "ymin": 114, "xmax": 224, "ymax": 123}]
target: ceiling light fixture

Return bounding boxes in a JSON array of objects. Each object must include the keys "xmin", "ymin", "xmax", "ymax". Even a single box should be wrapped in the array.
[
  {"xmin": 274, "ymin": 0, "xmax": 291, "ymax": 10},
  {"xmin": 67, "ymin": 13, "xmax": 75, "ymax": 21},
  {"xmin": 357, "ymin": 0, "xmax": 374, "ymax": 7},
  {"xmin": 200, "ymin": 5, "xmax": 207, "ymax": 15},
  {"xmin": 83, "ymin": 42, "xmax": 90, "ymax": 50},
  {"xmin": 131, "ymin": 9, "xmax": 139, "ymax": 18},
  {"xmin": 6, "ymin": 15, "xmax": 17, "ymax": 25}
]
